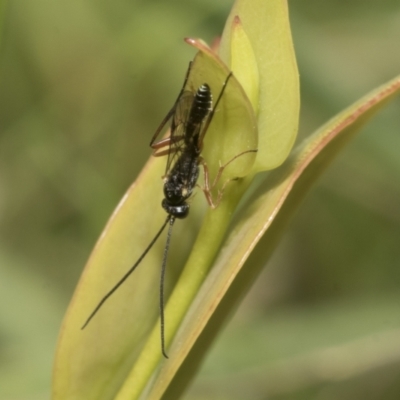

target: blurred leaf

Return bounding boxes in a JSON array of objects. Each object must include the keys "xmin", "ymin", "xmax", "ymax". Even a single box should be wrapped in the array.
[
  {"xmin": 187, "ymin": 294, "xmax": 400, "ymax": 399},
  {"xmin": 0, "ymin": 249, "xmax": 63, "ymax": 400},
  {"xmin": 0, "ymin": 0, "xmax": 7, "ymax": 45}
]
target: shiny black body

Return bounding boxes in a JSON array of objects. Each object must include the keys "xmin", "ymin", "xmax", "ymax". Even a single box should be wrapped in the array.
[{"xmin": 162, "ymin": 83, "xmax": 212, "ymax": 220}]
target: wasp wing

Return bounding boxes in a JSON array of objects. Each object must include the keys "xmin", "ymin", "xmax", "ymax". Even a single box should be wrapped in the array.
[
  {"xmin": 164, "ymin": 90, "xmax": 195, "ymax": 176},
  {"xmin": 150, "ymin": 61, "xmax": 193, "ymax": 149}
]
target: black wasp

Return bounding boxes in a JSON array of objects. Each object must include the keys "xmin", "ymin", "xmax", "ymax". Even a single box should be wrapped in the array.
[{"xmin": 82, "ymin": 61, "xmax": 256, "ymax": 358}]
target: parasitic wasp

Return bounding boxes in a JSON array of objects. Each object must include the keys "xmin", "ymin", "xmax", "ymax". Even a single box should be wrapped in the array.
[{"xmin": 82, "ymin": 61, "xmax": 256, "ymax": 358}]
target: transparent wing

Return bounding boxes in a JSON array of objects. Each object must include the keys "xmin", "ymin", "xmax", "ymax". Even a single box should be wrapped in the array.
[
  {"xmin": 164, "ymin": 90, "xmax": 195, "ymax": 175},
  {"xmin": 149, "ymin": 61, "xmax": 193, "ymax": 149}
]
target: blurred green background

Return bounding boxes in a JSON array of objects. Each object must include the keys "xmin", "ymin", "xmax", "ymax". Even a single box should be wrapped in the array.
[{"xmin": 1, "ymin": 0, "xmax": 400, "ymax": 399}]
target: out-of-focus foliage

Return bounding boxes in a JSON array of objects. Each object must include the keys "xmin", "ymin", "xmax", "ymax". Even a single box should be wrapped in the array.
[{"xmin": 0, "ymin": 1, "xmax": 399, "ymax": 399}]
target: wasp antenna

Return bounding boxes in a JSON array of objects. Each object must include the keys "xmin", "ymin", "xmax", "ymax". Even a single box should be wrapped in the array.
[
  {"xmin": 81, "ymin": 215, "xmax": 172, "ymax": 330},
  {"xmin": 82, "ymin": 64, "xmax": 239, "ymax": 359},
  {"xmin": 159, "ymin": 216, "xmax": 175, "ymax": 359}
]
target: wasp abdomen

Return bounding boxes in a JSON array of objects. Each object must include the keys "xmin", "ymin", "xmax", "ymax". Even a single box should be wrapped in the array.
[{"xmin": 190, "ymin": 84, "xmax": 212, "ymax": 124}]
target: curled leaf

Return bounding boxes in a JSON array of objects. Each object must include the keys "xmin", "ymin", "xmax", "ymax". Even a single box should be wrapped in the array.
[
  {"xmin": 229, "ymin": 16, "xmax": 259, "ymax": 112},
  {"xmin": 220, "ymin": 0, "xmax": 300, "ymax": 171}
]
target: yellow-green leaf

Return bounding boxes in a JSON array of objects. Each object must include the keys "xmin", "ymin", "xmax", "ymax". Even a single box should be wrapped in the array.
[
  {"xmin": 229, "ymin": 15, "xmax": 259, "ymax": 112},
  {"xmin": 52, "ymin": 156, "xmax": 168, "ymax": 400},
  {"xmin": 219, "ymin": 0, "xmax": 300, "ymax": 171}
]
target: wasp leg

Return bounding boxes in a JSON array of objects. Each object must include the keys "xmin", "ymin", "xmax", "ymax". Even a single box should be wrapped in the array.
[
  {"xmin": 151, "ymin": 135, "xmax": 184, "ymax": 157},
  {"xmin": 199, "ymin": 149, "xmax": 257, "ymax": 209}
]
